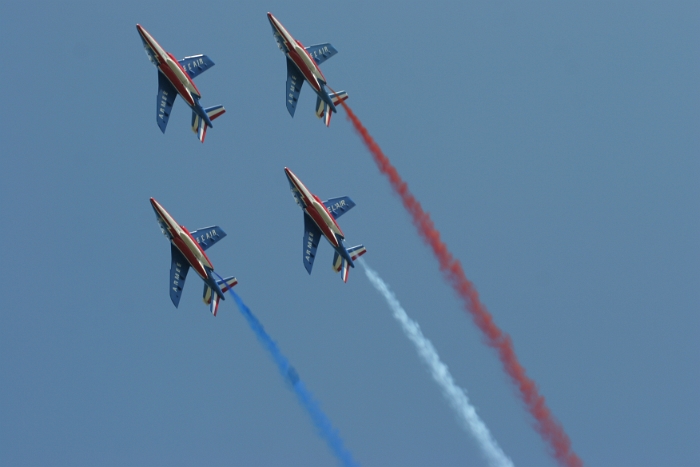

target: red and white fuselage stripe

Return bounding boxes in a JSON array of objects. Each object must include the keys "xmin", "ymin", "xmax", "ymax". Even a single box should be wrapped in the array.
[
  {"xmin": 267, "ymin": 13, "xmax": 326, "ymax": 93},
  {"xmin": 137, "ymin": 24, "xmax": 201, "ymax": 107},
  {"xmin": 150, "ymin": 198, "xmax": 214, "ymax": 280},
  {"xmin": 284, "ymin": 168, "xmax": 344, "ymax": 247}
]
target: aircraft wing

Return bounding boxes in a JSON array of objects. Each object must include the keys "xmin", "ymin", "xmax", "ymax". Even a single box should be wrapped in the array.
[
  {"xmin": 170, "ymin": 244, "xmax": 190, "ymax": 307},
  {"xmin": 157, "ymin": 72, "xmax": 177, "ymax": 133},
  {"xmin": 178, "ymin": 54, "xmax": 215, "ymax": 79},
  {"xmin": 323, "ymin": 196, "xmax": 355, "ymax": 220},
  {"xmin": 286, "ymin": 57, "xmax": 305, "ymax": 117},
  {"xmin": 303, "ymin": 213, "xmax": 322, "ymax": 274},
  {"xmin": 305, "ymin": 43, "xmax": 337, "ymax": 66},
  {"xmin": 189, "ymin": 226, "xmax": 227, "ymax": 251}
]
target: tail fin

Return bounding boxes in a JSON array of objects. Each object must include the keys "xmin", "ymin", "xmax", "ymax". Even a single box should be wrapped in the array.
[
  {"xmin": 315, "ymin": 91, "xmax": 348, "ymax": 127},
  {"xmin": 217, "ymin": 275, "xmax": 238, "ymax": 293},
  {"xmin": 332, "ymin": 245, "xmax": 365, "ymax": 283},
  {"xmin": 191, "ymin": 105, "xmax": 225, "ymax": 143},
  {"xmin": 205, "ymin": 104, "xmax": 226, "ymax": 122},
  {"xmin": 330, "ymin": 90, "xmax": 348, "ymax": 107},
  {"xmin": 347, "ymin": 244, "xmax": 366, "ymax": 261},
  {"xmin": 203, "ymin": 275, "xmax": 237, "ymax": 316}
]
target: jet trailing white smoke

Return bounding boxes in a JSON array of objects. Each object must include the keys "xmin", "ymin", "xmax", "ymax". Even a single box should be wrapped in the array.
[{"xmin": 360, "ymin": 259, "xmax": 514, "ymax": 467}]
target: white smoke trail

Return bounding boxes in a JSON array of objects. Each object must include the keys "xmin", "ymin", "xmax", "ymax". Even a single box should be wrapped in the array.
[{"xmin": 360, "ymin": 259, "xmax": 514, "ymax": 467}]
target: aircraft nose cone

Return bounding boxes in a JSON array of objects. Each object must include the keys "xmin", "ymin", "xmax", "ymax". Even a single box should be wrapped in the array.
[{"xmin": 284, "ymin": 167, "xmax": 296, "ymax": 182}]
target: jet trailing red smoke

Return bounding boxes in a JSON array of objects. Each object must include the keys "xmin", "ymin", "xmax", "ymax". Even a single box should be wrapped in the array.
[{"xmin": 339, "ymin": 101, "xmax": 583, "ymax": 467}]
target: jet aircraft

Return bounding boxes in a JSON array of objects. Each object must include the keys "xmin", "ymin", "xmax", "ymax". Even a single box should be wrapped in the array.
[
  {"xmin": 284, "ymin": 168, "xmax": 366, "ymax": 282},
  {"xmin": 150, "ymin": 198, "xmax": 237, "ymax": 316},
  {"xmin": 267, "ymin": 13, "xmax": 348, "ymax": 127},
  {"xmin": 137, "ymin": 24, "xmax": 225, "ymax": 142}
]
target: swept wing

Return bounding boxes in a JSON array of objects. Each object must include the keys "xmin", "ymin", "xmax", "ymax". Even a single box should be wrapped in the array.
[
  {"xmin": 157, "ymin": 72, "xmax": 177, "ymax": 133},
  {"xmin": 286, "ymin": 58, "xmax": 305, "ymax": 117},
  {"xmin": 303, "ymin": 213, "xmax": 322, "ymax": 274},
  {"xmin": 169, "ymin": 245, "xmax": 190, "ymax": 307}
]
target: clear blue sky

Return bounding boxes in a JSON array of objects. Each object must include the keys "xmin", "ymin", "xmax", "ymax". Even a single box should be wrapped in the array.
[{"xmin": 1, "ymin": 1, "xmax": 698, "ymax": 466}]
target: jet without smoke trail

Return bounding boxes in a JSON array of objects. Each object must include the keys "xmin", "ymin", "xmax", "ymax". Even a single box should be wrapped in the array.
[
  {"xmin": 361, "ymin": 259, "xmax": 514, "ymax": 467},
  {"xmin": 338, "ymin": 100, "xmax": 582, "ymax": 467}
]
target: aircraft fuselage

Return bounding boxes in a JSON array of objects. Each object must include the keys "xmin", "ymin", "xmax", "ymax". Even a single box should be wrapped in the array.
[
  {"xmin": 137, "ymin": 24, "xmax": 202, "ymax": 109},
  {"xmin": 284, "ymin": 168, "xmax": 346, "ymax": 251},
  {"xmin": 267, "ymin": 13, "xmax": 335, "ymax": 110},
  {"xmin": 150, "ymin": 198, "xmax": 214, "ymax": 282}
]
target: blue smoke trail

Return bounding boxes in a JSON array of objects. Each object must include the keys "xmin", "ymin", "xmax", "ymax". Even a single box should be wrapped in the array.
[{"xmin": 220, "ymin": 281, "xmax": 358, "ymax": 467}]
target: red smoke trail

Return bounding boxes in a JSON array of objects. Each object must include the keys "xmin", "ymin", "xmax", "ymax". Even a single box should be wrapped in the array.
[{"xmin": 339, "ymin": 101, "xmax": 583, "ymax": 467}]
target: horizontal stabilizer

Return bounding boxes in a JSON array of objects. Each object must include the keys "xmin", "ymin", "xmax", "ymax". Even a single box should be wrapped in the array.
[
  {"xmin": 316, "ymin": 90, "xmax": 348, "ymax": 127},
  {"xmin": 191, "ymin": 105, "xmax": 224, "ymax": 143},
  {"xmin": 332, "ymin": 251, "xmax": 342, "ymax": 273},
  {"xmin": 203, "ymin": 275, "xmax": 236, "ymax": 317},
  {"xmin": 340, "ymin": 260, "xmax": 351, "ymax": 283},
  {"xmin": 332, "ymin": 251, "xmax": 352, "ymax": 283},
  {"xmin": 315, "ymin": 96, "xmax": 333, "ymax": 127},
  {"xmin": 323, "ymin": 196, "xmax": 355, "ymax": 220},
  {"xmin": 305, "ymin": 43, "xmax": 337, "ymax": 66},
  {"xmin": 209, "ymin": 293, "xmax": 220, "ymax": 316},
  {"xmin": 315, "ymin": 95, "xmax": 326, "ymax": 119},
  {"xmin": 332, "ymin": 245, "xmax": 365, "ymax": 283},
  {"xmin": 178, "ymin": 54, "xmax": 215, "ymax": 79},
  {"xmin": 203, "ymin": 276, "xmax": 237, "ymax": 304},
  {"xmin": 191, "ymin": 111, "xmax": 205, "ymax": 141},
  {"xmin": 189, "ymin": 226, "xmax": 226, "ymax": 251}
]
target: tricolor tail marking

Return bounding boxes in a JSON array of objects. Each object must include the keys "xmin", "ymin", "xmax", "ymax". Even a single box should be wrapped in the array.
[
  {"xmin": 191, "ymin": 105, "xmax": 225, "ymax": 143},
  {"xmin": 332, "ymin": 245, "xmax": 366, "ymax": 283},
  {"xmin": 339, "ymin": 100, "xmax": 583, "ymax": 467},
  {"xmin": 316, "ymin": 90, "xmax": 348, "ymax": 127},
  {"xmin": 209, "ymin": 294, "xmax": 220, "ymax": 316},
  {"xmin": 203, "ymin": 276, "xmax": 237, "ymax": 317},
  {"xmin": 206, "ymin": 104, "xmax": 226, "ymax": 121}
]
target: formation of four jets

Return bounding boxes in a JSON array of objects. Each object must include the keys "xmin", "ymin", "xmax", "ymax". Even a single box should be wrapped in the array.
[{"xmin": 141, "ymin": 14, "xmax": 365, "ymax": 315}]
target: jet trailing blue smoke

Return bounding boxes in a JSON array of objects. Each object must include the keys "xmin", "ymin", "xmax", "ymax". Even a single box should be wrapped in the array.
[{"xmin": 225, "ymin": 286, "xmax": 359, "ymax": 467}]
